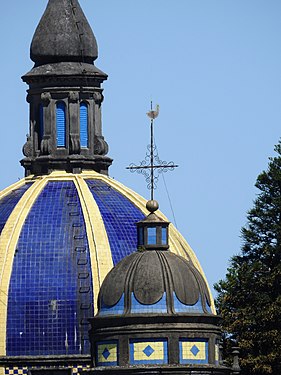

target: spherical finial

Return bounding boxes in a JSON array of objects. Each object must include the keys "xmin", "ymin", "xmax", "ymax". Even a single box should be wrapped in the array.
[{"xmin": 146, "ymin": 200, "xmax": 159, "ymax": 213}]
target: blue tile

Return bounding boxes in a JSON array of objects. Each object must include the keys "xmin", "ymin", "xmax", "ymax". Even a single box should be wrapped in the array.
[
  {"xmin": 143, "ymin": 345, "xmax": 154, "ymax": 357},
  {"xmin": 131, "ymin": 292, "xmax": 167, "ymax": 314},
  {"xmin": 86, "ymin": 180, "xmax": 145, "ymax": 265},
  {"xmin": 190, "ymin": 344, "xmax": 200, "ymax": 356},
  {"xmin": 173, "ymin": 292, "xmax": 204, "ymax": 313},
  {"xmin": 0, "ymin": 183, "xmax": 32, "ymax": 234},
  {"xmin": 99, "ymin": 294, "xmax": 125, "ymax": 316},
  {"xmin": 7, "ymin": 181, "xmax": 94, "ymax": 356},
  {"xmin": 102, "ymin": 348, "xmax": 111, "ymax": 360}
]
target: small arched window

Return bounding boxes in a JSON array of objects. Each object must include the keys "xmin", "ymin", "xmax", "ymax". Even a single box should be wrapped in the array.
[
  {"xmin": 80, "ymin": 102, "xmax": 88, "ymax": 148},
  {"xmin": 56, "ymin": 101, "xmax": 66, "ymax": 147},
  {"xmin": 39, "ymin": 104, "xmax": 44, "ymax": 145}
]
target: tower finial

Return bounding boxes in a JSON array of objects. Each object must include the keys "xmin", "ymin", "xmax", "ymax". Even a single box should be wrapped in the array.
[
  {"xmin": 127, "ymin": 102, "xmax": 178, "ymax": 201},
  {"xmin": 31, "ymin": 0, "xmax": 98, "ymax": 66},
  {"xmin": 21, "ymin": 0, "xmax": 112, "ymax": 176}
]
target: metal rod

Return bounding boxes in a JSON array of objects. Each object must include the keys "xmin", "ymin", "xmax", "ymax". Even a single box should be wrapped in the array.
[
  {"xmin": 127, "ymin": 165, "xmax": 178, "ymax": 170},
  {"xmin": 150, "ymin": 101, "xmax": 154, "ymax": 200}
]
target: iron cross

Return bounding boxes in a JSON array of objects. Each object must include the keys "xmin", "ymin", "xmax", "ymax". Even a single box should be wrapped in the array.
[{"xmin": 127, "ymin": 102, "xmax": 178, "ymax": 200}]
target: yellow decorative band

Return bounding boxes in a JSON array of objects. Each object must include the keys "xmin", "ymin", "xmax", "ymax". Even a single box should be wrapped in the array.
[
  {"xmin": 74, "ymin": 176, "xmax": 113, "ymax": 314},
  {"xmin": 0, "ymin": 177, "xmax": 48, "ymax": 355},
  {"xmin": 130, "ymin": 339, "xmax": 168, "ymax": 364},
  {"xmin": 180, "ymin": 339, "xmax": 208, "ymax": 364}
]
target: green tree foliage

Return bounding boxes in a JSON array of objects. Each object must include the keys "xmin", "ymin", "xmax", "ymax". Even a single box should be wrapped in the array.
[{"xmin": 215, "ymin": 141, "xmax": 281, "ymax": 375}]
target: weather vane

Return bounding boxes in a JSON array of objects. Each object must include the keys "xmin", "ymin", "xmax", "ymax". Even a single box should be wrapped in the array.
[{"xmin": 127, "ymin": 102, "xmax": 178, "ymax": 200}]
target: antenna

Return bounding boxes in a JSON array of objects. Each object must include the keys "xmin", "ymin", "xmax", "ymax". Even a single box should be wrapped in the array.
[{"xmin": 127, "ymin": 102, "xmax": 178, "ymax": 201}]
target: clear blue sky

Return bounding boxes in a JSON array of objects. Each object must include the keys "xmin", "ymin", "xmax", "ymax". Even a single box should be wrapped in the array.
[{"xmin": 0, "ymin": 1, "xmax": 280, "ymax": 295}]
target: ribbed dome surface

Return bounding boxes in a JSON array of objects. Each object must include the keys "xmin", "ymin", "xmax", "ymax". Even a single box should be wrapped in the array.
[
  {"xmin": 31, "ymin": 0, "xmax": 98, "ymax": 65},
  {"xmin": 98, "ymin": 249, "xmax": 212, "ymax": 316},
  {"xmin": 0, "ymin": 171, "xmax": 215, "ymax": 358}
]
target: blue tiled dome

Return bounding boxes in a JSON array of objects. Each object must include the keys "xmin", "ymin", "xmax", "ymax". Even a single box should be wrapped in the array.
[{"xmin": 0, "ymin": 171, "xmax": 215, "ymax": 358}]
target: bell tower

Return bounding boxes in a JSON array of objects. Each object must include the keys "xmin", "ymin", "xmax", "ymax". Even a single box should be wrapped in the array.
[{"xmin": 21, "ymin": 0, "xmax": 112, "ymax": 176}]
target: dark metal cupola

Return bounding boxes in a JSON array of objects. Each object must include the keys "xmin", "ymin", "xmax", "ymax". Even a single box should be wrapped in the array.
[
  {"xmin": 87, "ymin": 200, "xmax": 233, "ymax": 374},
  {"xmin": 96, "ymin": 200, "xmax": 213, "ymax": 317},
  {"xmin": 21, "ymin": 0, "xmax": 112, "ymax": 176}
]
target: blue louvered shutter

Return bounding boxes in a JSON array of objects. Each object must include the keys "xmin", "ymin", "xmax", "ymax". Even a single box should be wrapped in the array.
[
  {"xmin": 56, "ymin": 102, "xmax": 66, "ymax": 147},
  {"xmin": 80, "ymin": 102, "xmax": 88, "ymax": 148},
  {"xmin": 39, "ymin": 104, "xmax": 44, "ymax": 144}
]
